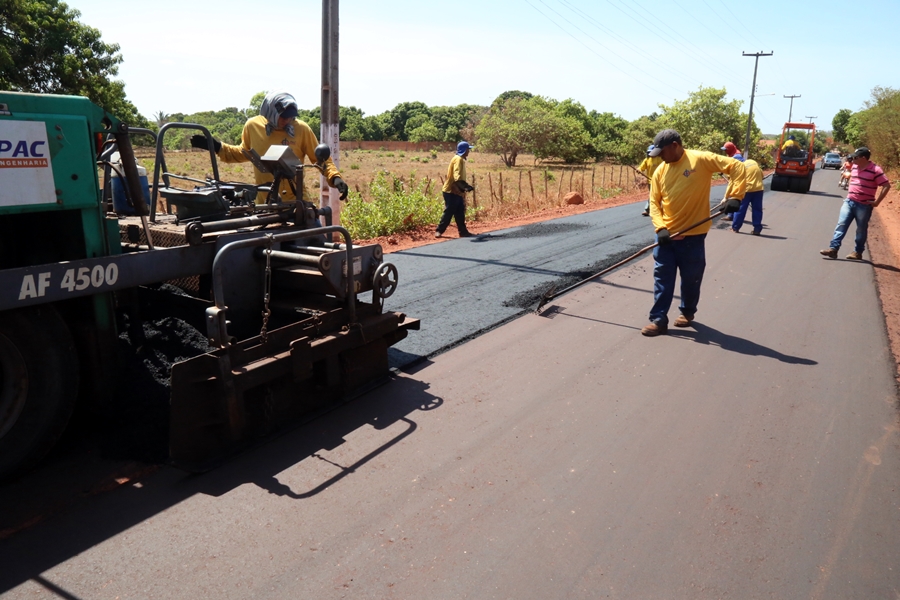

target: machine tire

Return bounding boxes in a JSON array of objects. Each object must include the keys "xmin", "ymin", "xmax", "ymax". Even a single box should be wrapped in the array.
[
  {"xmin": 0, "ymin": 305, "xmax": 79, "ymax": 481},
  {"xmin": 771, "ymin": 174, "xmax": 788, "ymax": 192}
]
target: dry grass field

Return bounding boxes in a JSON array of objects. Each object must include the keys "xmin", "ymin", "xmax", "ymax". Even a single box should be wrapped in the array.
[{"xmin": 134, "ymin": 146, "xmax": 647, "ymax": 224}]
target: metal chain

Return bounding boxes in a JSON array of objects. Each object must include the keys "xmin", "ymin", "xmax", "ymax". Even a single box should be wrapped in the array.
[{"xmin": 260, "ymin": 233, "xmax": 274, "ymax": 343}]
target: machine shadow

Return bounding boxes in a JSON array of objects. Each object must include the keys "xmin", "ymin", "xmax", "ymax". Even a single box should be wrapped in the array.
[
  {"xmin": 670, "ymin": 322, "xmax": 817, "ymax": 365},
  {"xmin": 0, "ymin": 374, "xmax": 441, "ymax": 594}
]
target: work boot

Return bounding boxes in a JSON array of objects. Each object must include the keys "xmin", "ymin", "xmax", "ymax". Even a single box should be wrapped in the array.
[
  {"xmin": 751, "ymin": 229, "xmax": 761, "ymax": 236},
  {"xmin": 641, "ymin": 210, "xmax": 650, "ymax": 217},
  {"xmin": 641, "ymin": 321, "xmax": 668, "ymax": 337},
  {"xmin": 459, "ymin": 231, "xmax": 474, "ymax": 238},
  {"xmin": 846, "ymin": 251, "xmax": 863, "ymax": 260},
  {"xmin": 673, "ymin": 314, "xmax": 694, "ymax": 328},
  {"xmin": 819, "ymin": 248, "xmax": 837, "ymax": 259},
  {"xmin": 435, "ymin": 231, "xmax": 443, "ymax": 238}
]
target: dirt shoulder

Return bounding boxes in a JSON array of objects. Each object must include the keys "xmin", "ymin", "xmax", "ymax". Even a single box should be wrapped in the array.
[{"xmin": 865, "ymin": 183, "xmax": 900, "ymax": 385}]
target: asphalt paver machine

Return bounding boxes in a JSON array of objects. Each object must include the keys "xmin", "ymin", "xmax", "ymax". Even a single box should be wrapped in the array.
[{"xmin": 0, "ymin": 91, "xmax": 417, "ymax": 479}]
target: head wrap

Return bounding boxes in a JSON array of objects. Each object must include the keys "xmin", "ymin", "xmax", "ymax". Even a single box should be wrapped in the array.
[{"xmin": 260, "ymin": 91, "xmax": 298, "ymax": 137}]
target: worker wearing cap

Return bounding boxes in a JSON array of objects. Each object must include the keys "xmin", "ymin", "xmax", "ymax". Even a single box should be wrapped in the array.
[
  {"xmin": 720, "ymin": 144, "xmax": 765, "ymax": 236},
  {"xmin": 436, "ymin": 141, "xmax": 475, "ymax": 238},
  {"xmin": 642, "ymin": 129, "xmax": 747, "ymax": 337},
  {"xmin": 639, "ymin": 145, "xmax": 663, "ymax": 217},
  {"xmin": 191, "ymin": 91, "xmax": 348, "ymax": 205},
  {"xmin": 721, "ymin": 141, "xmax": 744, "ymax": 162},
  {"xmin": 820, "ymin": 147, "xmax": 891, "ymax": 260},
  {"xmin": 781, "ymin": 135, "xmax": 800, "ymax": 157}
]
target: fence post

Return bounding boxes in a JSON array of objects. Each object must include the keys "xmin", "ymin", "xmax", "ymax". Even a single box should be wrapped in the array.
[
  {"xmin": 591, "ymin": 166, "xmax": 595, "ymax": 200},
  {"xmin": 488, "ymin": 172, "xmax": 495, "ymax": 204},
  {"xmin": 518, "ymin": 170, "xmax": 522, "ymax": 204},
  {"xmin": 499, "ymin": 171, "xmax": 504, "ymax": 203},
  {"xmin": 472, "ymin": 173, "xmax": 478, "ymax": 210},
  {"xmin": 557, "ymin": 171, "xmax": 564, "ymax": 205},
  {"xmin": 568, "ymin": 170, "xmax": 573, "ymax": 195},
  {"xmin": 544, "ymin": 170, "xmax": 548, "ymax": 203},
  {"xmin": 528, "ymin": 170, "xmax": 535, "ymax": 210}
]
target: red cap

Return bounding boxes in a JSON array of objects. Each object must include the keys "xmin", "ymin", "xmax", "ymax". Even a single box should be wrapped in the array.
[{"xmin": 721, "ymin": 141, "xmax": 739, "ymax": 156}]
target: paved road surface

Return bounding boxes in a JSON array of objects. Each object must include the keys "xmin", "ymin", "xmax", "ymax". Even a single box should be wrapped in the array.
[{"xmin": 2, "ymin": 168, "xmax": 899, "ymax": 599}]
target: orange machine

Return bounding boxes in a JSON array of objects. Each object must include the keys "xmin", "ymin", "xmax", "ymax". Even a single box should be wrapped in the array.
[{"xmin": 771, "ymin": 122, "xmax": 817, "ymax": 193}]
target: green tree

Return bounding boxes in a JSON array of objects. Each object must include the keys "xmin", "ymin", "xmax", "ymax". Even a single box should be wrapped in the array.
[
  {"xmin": 621, "ymin": 114, "xmax": 660, "ymax": 164},
  {"xmin": 658, "ymin": 86, "xmax": 761, "ymax": 159},
  {"xmin": 475, "ymin": 96, "xmax": 592, "ymax": 166},
  {"xmin": 0, "ymin": 0, "xmax": 147, "ymax": 126},
  {"xmin": 857, "ymin": 87, "xmax": 900, "ymax": 171},
  {"xmin": 832, "ymin": 108, "xmax": 852, "ymax": 143},
  {"xmin": 475, "ymin": 96, "xmax": 544, "ymax": 167},
  {"xmin": 248, "ymin": 91, "xmax": 267, "ymax": 116}
]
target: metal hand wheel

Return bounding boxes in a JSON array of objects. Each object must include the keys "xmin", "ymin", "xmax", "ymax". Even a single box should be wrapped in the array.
[{"xmin": 372, "ymin": 262, "xmax": 398, "ymax": 300}]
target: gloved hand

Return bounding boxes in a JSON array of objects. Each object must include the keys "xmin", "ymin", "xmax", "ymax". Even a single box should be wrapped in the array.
[
  {"xmin": 656, "ymin": 228, "xmax": 671, "ymax": 246},
  {"xmin": 190, "ymin": 134, "xmax": 221, "ymax": 153},
  {"xmin": 457, "ymin": 180, "xmax": 474, "ymax": 193},
  {"xmin": 723, "ymin": 197, "xmax": 742, "ymax": 214},
  {"xmin": 332, "ymin": 176, "xmax": 349, "ymax": 200}
]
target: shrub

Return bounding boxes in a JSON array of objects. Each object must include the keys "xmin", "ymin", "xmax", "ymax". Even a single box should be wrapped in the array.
[
  {"xmin": 596, "ymin": 186, "xmax": 622, "ymax": 199},
  {"xmin": 342, "ymin": 171, "xmax": 444, "ymax": 239},
  {"xmin": 349, "ymin": 163, "xmax": 360, "ymax": 170}
]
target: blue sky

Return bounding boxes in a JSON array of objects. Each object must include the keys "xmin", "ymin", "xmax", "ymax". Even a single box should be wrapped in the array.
[{"xmin": 71, "ymin": 0, "xmax": 897, "ymax": 135}]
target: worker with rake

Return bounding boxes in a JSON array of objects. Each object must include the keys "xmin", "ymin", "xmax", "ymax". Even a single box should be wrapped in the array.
[{"xmin": 641, "ymin": 129, "xmax": 746, "ymax": 337}]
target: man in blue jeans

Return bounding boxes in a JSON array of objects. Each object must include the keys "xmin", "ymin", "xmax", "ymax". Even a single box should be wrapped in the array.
[
  {"xmin": 820, "ymin": 147, "xmax": 891, "ymax": 260},
  {"xmin": 642, "ymin": 129, "xmax": 746, "ymax": 337}
]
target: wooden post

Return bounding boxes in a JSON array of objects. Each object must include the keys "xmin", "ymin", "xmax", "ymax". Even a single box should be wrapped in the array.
[
  {"xmin": 580, "ymin": 167, "xmax": 585, "ymax": 198},
  {"xmin": 591, "ymin": 166, "xmax": 595, "ymax": 200},
  {"xmin": 488, "ymin": 172, "xmax": 495, "ymax": 204},
  {"xmin": 544, "ymin": 170, "xmax": 549, "ymax": 203},
  {"xmin": 471, "ymin": 173, "xmax": 478, "ymax": 209},
  {"xmin": 557, "ymin": 170, "xmax": 564, "ymax": 205},
  {"xmin": 618, "ymin": 166, "xmax": 623, "ymax": 188},
  {"xmin": 528, "ymin": 170, "xmax": 535, "ymax": 210},
  {"xmin": 568, "ymin": 170, "xmax": 573, "ymax": 195},
  {"xmin": 518, "ymin": 171, "xmax": 522, "ymax": 204},
  {"xmin": 499, "ymin": 171, "xmax": 504, "ymax": 203}
]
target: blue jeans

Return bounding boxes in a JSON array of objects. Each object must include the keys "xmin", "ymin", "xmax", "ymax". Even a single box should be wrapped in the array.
[
  {"xmin": 650, "ymin": 233, "xmax": 706, "ymax": 325},
  {"xmin": 731, "ymin": 190, "xmax": 764, "ymax": 232},
  {"xmin": 829, "ymin": 199, "xmax": 873, "ymax": 253},
  {"xmin": 437, "ymin": 192, "xmax": 468, "ymax": 234}
]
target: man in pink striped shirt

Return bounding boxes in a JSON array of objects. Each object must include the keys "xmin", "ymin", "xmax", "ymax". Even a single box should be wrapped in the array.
[{"xmin": 820, "ymin": 147, "xmax": 892, "ymax": 260}]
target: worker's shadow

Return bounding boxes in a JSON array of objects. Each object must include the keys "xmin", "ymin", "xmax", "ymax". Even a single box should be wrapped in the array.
[{"xmin": 670, "ymin": 322, "xmax": 817, "ymax": 365}]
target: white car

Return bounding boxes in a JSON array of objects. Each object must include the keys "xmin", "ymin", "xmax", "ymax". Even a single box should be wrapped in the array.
[{"xmin": 822, "ymin": 152, "xmax": 843, "ymax": 169}]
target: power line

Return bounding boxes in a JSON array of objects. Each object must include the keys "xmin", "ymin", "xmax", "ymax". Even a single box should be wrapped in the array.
[
  {"xmin": 712, "ymin": 0, "xmax": 768, "ymax": 49},
  {"xmin": 556, "ymin": 0, "xmax": 705, "ymax": 89},
  {"xmin": 617, "ymin": 0, "xmax": 747, "ymax": 88},
  {"xmin": 525, "ymin": 0, "xmax": 684, "ymax": 98}
]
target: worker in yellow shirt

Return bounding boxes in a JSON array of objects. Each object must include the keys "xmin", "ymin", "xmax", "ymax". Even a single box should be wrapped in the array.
[
  {"xmin": 639, "ymin": 144, "xmax": 663, "ymax": 216},
  {"xmin": 781, "ymin": 135, "xmax": 800, "ymax": 157},
  {"xmin": 436, "ymin": 141, "xmax": 475, "ymax": 238},
  {"xmin": 642, "ymin": 129, "xmax": 746, "ymax": 337},
  {"xmin": 190, "ymin": 91, "xmax": 348, "ymax": 205},
  {"xmin": 726, "ymin": 154, "xmax": 765, "ymax": 235}
]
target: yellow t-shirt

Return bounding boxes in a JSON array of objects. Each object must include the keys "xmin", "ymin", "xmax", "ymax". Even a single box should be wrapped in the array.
[
  {"xmin": 732, "ymin": 159, "xmax": 764, "ymax": 194},
  {"xmin": 638, "ymin": 156, "xmax": 663, "ymax": 180},
  {"xmin": 217, "ymin": 115, "xmax": 341, "ymax": 204},
  {"xmin": 441, "ymin": 155, "xmax": 468, "ymax": 195},
  {"xmin": 650, "ymin": 149, "xmax": 746, "ymax": 236}
]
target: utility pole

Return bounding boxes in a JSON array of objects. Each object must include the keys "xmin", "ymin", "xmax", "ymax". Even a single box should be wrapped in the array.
[
  {"xmin": 743, "ymin": 51, "xmax": 773, "ymax": 160},
  {"xmin": 784, "ymin": 94, "xmax": 801, "ymax": 122},
  {"xmin": 321, "ymin": 0, "xmax": 340, "ymax": 225},
  {"xmin": 805, "ymin": 116, "xmax": 817, "ymax": 124}
]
